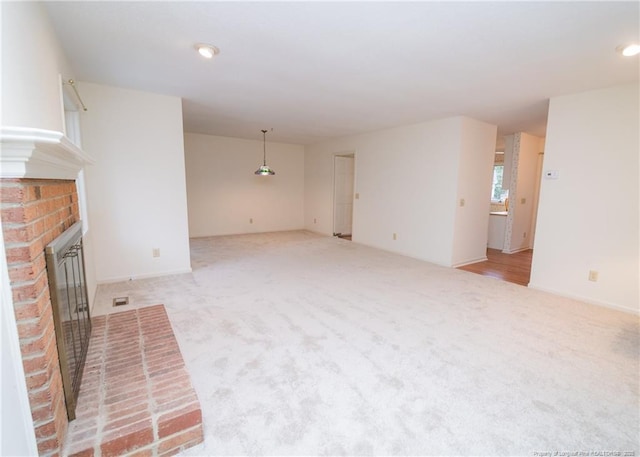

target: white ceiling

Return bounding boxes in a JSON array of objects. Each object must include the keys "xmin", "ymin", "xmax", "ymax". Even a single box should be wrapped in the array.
[{"xmin": 45, "ymin": 1, "xmax": 639, "ymax": 145}]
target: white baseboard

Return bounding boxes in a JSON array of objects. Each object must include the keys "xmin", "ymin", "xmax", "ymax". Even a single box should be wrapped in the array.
[
  {"xmin": 502, "ymin": 246, "xmax": 531, "ymax": 254},
  {"xmin": 97, "ymin": 267, "xmax": 193, "ymax": 285},
  {"xmin": 452, "ymin": 256, "xmax": 489, "ymax": 268},
  {"xmin": 303, "ymin": 228, "xmax": 328, "ymax": 236},
  {"xmin": 528, "ymin": 282, "xmax": 639, "ymax": 315},
  {"xmin": 190, "ymin": 227, "xmax": 307, "ymax": 238}
]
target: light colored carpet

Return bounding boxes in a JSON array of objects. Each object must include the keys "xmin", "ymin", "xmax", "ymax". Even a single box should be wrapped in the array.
[{"xmin": 93, "ymin": 231, "xmax": 639, "ymax": 456}]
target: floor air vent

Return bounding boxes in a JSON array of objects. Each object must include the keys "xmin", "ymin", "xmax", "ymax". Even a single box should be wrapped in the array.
[{"xmin": 113, "ymin": 297, "xmax": 130, "ymax": 307}]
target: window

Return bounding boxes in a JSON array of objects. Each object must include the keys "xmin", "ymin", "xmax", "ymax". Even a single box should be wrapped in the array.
[
  {"xmin": 62, "ymin": 77, "xmax": 89, "ymax": 235},
  {"xmin": 491, "ymin": 165, "xmax": 509, "ymax": 202}
]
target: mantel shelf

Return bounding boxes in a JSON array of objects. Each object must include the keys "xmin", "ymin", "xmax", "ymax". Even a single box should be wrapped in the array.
[{"xmin": 0, "ymin": 126, "xmax": 95, "ymax": 180}]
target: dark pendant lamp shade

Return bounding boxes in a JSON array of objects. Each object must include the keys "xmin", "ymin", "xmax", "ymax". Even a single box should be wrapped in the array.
[{"xmin": 255, "ymin": 129, "xmax": 275, "ymax": 175}]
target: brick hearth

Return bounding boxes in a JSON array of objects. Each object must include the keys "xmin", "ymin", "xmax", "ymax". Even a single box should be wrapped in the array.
[{"xmin": 63, "ymin": 305, "xmax": 203, "ymax": 457}]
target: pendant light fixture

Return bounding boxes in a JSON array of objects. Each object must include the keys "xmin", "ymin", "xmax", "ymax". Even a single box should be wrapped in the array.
[{"xmin": 255, "ymin": 129, "xmax": 275, "ymax": 175}]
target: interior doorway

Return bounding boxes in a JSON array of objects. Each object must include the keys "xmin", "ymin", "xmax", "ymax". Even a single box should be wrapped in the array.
[{"xmin": 333, "ymin": 153, "xmax": 355, "ymax": 240}]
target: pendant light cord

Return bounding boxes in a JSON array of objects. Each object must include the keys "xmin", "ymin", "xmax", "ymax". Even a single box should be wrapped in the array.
[{"xmin": 262, "ymin": 129, "xmax": 268, "ymax": 166}]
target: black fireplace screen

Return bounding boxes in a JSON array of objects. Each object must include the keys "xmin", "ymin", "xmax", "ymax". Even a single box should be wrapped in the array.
[{"xmin": 45, "ymin": 221, "xmax": 91, "ymax": 420}]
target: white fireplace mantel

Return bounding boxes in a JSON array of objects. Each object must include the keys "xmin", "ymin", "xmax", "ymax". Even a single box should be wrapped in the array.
[{"xmin": 0, "ymin": 126, "xmax": 95, "ymax": 180}]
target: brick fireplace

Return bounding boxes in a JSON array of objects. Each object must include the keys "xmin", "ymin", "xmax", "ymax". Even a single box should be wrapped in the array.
[
  {"xmin": 1, "ymin": 129, "xmax": 203, "ymax": 456},
  {"xmin": 1, "ymin": 178, "xmax": 81, "ymax": 455}
]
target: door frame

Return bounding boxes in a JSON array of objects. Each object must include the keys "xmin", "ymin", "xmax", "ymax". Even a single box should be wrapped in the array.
[{"xmin": 332, "ymin": 152, "xmax": 356, "ymax": 237}]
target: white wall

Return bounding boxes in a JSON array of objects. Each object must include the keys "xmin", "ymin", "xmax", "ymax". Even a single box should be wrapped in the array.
[
  {"xmin": 184, "ymin": 133, "xmax": 304, "ymax": 237},
  {"xmin": 304, "ymin": 146, "xmax": 339, "ymax": 237},
  {"xmin": 502, "ymin": 135, "xmax": 514, "ymax": 193},
  {"xmin": 305, "ymin": 116, "xmax": 496, "ymax": 267},
  {"xmin": 529, "ymin": 137, "xmax": 545, "ymax": 246},
  {"xmin": 452, "ymin": 117, "xmax": 497, "ymax": 266},
  {"xmin": 0, "ymin": 2, "xmax": 71, "ymax": 131},
  {"xmin": 530, "ymin": 83, "xmax": 639, "ymax": 313},
  {"xmin": 503, "ymin": 132, "xmax": 543, "ymax": 253},
  {"xmin": 79, "ymin": 82, "xmax": 192, "ymax": 282}
]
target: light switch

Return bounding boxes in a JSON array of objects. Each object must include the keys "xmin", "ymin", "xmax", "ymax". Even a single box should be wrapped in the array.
[{"xmin": 545, "ymin": 170, "xmax": 560, "ymax": 179}]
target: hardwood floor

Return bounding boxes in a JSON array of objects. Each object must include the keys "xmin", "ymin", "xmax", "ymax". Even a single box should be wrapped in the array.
[{"xmin": 457, "ymin": 248, "xmax": 533, "ymax": 286}]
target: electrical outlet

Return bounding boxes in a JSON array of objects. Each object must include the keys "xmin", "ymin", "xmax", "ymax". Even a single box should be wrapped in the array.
[
  {"xmin": 249, "ymin": 218, "xmax": 253, "ymax": 224},
  {"xmin": 460, "ymin": 198, "xmax": 465, "ymax": 207},
  {"xmin": 393, "ymin": 233, "xmax": 397, "ymax": 240},
  {"xmin": 588, "ymin": 270, "xmax": 599, "ymax": 282},
  {"xmin": 152, "ymin": 248, "xmax": 160, "ymax": 258}
]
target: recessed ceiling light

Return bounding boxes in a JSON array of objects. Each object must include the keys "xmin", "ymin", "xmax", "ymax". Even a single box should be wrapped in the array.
[
  {"xmin": 617, "ymin": 43, "xmax": 640, "ymax": 57},
  {"xmin": 195, "ymin": 44, "xmax": 219, "ymax": 59}
]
